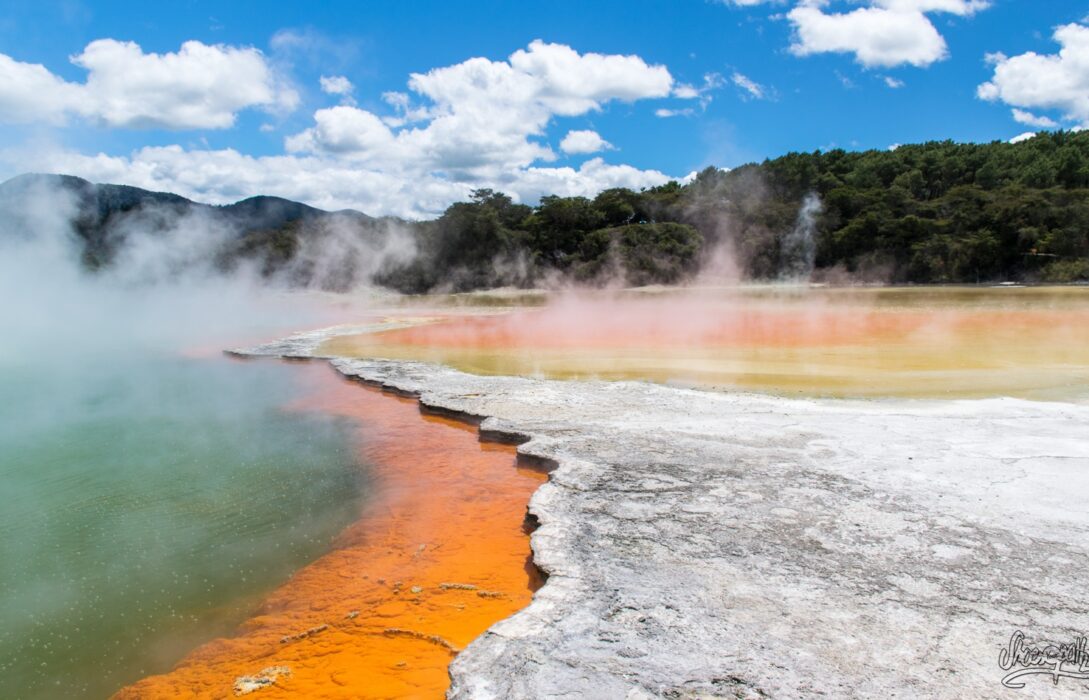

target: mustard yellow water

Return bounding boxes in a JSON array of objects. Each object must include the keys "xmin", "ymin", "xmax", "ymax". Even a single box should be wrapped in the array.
[{"xmin": 320, "ymin": 286, "xmax": 1089, "ymax": 400}]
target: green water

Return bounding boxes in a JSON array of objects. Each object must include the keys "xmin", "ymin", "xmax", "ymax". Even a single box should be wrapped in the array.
[{"xmin": 0, "ymin": 354, "xmax": 367, "ymax": 700}]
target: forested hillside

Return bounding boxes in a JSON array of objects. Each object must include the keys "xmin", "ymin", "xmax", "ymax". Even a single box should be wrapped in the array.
[
  {"xmin": 5, "ymin": 131, "xmax": 1088, "ymax": 291},
  {"xmin": 378, "ymin": 130, "xmax": 1089, "ymax": 290}
]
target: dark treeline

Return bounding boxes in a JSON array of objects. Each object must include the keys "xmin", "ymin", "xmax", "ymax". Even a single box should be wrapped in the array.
[
  {"xmin": 374, "ymin": 189, "xmax": 704, "ymax": 291},
  {"xmin": 4, "ymin": 130, "xmax": 1089, "ymax": 291},
  {"xmin": 378, "ymin": 129, "xmax": 1089, "ymax": 290}
]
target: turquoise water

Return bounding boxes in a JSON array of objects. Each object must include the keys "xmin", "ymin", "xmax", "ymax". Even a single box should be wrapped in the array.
[{"xmin": 0, "ymin": 353, "xmax": 367, "ymax": 700}]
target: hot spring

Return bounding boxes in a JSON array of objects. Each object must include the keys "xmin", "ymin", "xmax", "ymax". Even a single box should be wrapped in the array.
[
  {"xmin": 319, "ymin": 286, "xmax": 1089, "ymax": 401},
  {"xmin": 6, "ymin": 279, "xmax": 1088, "ymax": 699},
  {"xmin": 0, "ymin": 354, "xmax": 368, "ymax": 699}
]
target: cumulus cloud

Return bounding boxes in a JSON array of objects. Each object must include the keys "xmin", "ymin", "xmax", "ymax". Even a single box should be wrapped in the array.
[
  {"xmin": 286, "ymin": 40, "xmax": 671, "ymax": 179},
  {"xmin": 10, "ymin": 145, "xmax": 671, "ymax": 220},
  {"xmin": 319, "ymin": 75, "xmax": 353, "ymax": 95},
  {"xmin": 285, "ymin": 106, "xmax": 396, "ymax": 157},
  {"xmin": 874, "ymin": 0, "xmax": 988, "ymax": 15},
  {"xmin": 559, "ymin": 129, "xmax": 613, "ymax": 154},
  {"xmin": 673, "ymin": 84, "xmax": 700, "ymax": 99},
  {"xmin": 4, "ymin": 39, "xmax": 677, "ymax": 219},
  {"xmin": 871, "ymin": 0, "xmax": 993, "ymax": 14},
  {"xmin": 1011, "ymin": 108, "xmax": 1058, "ymax": 129},
  {"xmin": 0, "ymin": 54, "xmax": 82, "ymax": 125},
  {"xmin": 787, "ymin": 1, "xmax": 989, "ymax": 68},
  {"xmin": 884, "ymin": 76, "xmax": 905, "ymax": 88},
  {"xmin": 978, "ymin": 23, "xmax": 1089, "ymax": 127},
  {"xmin": 0, "ymin": 39, "xmax": 297, "ymax": 129},
  {"xmin": 788, "ymin": 6, "xmax": 946, "ymax": 67},
  {"xmin": 504, "ymin": 157, "xmax": 671, "ymax": 201},
  {"xmin": 1009, "ymin": 131, "xmax": 1037, "ymax": 144}
]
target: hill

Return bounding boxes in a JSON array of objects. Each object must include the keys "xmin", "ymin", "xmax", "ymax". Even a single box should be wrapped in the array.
[
  {"xmin": 0, "ymin": 174, "xmax": 392, "ymax": 289},
  {"xmin": 4, "ymin": 130, "xmax": 1088, "ymax": 291}
]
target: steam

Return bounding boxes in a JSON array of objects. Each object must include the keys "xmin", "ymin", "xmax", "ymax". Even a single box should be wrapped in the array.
[
  {"xmin": 0, "ymin": 176, "xmax": 381, "ymax": 699},
  {"xmin": 0, "ymin": 169, "xmax": 844, "ymax": 303},
  {"xmin": 0, "ymin": 179, "xmax": 367, "ymax": 373},
  {"xmin": 779, "ymin": 192, "xmax": 823, "ymax": 282},
  {"xmin": 283, "ymin": 215, "xmax": 418, "ymax": 291}
]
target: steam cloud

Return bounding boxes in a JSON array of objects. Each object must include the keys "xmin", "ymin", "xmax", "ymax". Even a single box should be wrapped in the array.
[{"xmin": 780, "ymin": 192, "xmax": 823, "ymax": 281}]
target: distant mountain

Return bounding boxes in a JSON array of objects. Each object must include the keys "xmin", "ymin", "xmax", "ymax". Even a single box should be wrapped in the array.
[
  {"xmin": 0, "ymin": 173, "xmax": 377, "ymax": 238},
  {"xmin": 0, "ymin": 174, "xmax": 398, "ymax": 289}
]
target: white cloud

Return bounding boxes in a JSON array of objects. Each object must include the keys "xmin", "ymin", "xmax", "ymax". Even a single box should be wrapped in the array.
[
  {"xmin": 0, "ymin": 39, "xmax": 296, "ymax": 129},
  {"xmin": 286, "ymin": 40, "xmax": 671, "ymax": 179},
  {"xmin": 1011, "ymin": 108, "xmax": 1058, "ymax": 128},
  {"xmin": 673, "ymin": 83, "xmax": 700, "ymax": 99},
  {"xmin": 319, "ymin": 75, "xmax": 353, "ymax": 95},
  {"xmin": 1009, "ymin": 131, "xmax": 1037, "ymax": 144},
  {"xmin": 559, "ymin": 129, "xmax": 613, "ymax": 154},
  {"xmin": 0, "ymin": 54, "xmax": 83, "ymax": 124},
  {"xmin": 731, "ymin": 71, "xmax": 766, "ymax": 99},
  {"xmin": 505, "ymin": 157, "xmax": 672, "ymax": 201},
  {"xmin": 873, "ymin": 0, "xmax": 988, "ymax": 16},
  {"xmin": 11, "ymin": 145, "xmax": 670, "ymax": 220},
  {"xmin": 884, "ymin": 76, "xmax": 905, "ymax": 88},
  {"xmin": 978, "ymin": 23, "xmax": 1089, "ymax": 127},
  {"xmin": 655, "ymin": 107, "xmax": 695, "ymax": 118},
  {"xmin": 503, "ymin": 40, "xmax": 673, "ymax": 112},
  {"xmin": 787, "ymin": 1, "xmax": 988, "ymax": 68},
  {"xmin": 4, "ymin": 39, "xmax": 677, "ymax": 219},
  {"xmin": 285, "ymin": 106, "xmax": 396, "ymax": 156},
  {"xmin": 788, "ymin": 6, "xmax": 947, "ymax": 68},
  {"xmin": 665, "ymin": 73, "xmax": 723, "ymax": 114}
]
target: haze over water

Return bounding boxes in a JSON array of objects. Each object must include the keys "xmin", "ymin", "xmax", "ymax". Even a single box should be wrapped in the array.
[
  {"xmin": 0, "ymin": 354, "xmax": 367, "ymax": 700},
  {"xmin": 321, "ymin": 286, "xmax": 1089, "ymax": 401},
  {"xmin": 0, "ymin": 204, "xmax": 378, "ymax": 698}
]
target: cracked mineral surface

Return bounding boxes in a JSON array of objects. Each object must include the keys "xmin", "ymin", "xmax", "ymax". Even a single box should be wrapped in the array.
[{"xmin": 240, "ymin": 328, "xmax": 1089, "ymax": 699}]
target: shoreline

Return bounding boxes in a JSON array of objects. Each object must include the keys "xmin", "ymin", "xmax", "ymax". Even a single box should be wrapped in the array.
[
  {"xmin": 114, "ymin": 360, "xmax": 547, "ymax": 699},
  {"xmin": 307, "ymin": 353, "xmax": 1089, "ymax": 698},
  {"xmin": 131, "ymin": 316, "xmax": 1089, "ymax": 698}
]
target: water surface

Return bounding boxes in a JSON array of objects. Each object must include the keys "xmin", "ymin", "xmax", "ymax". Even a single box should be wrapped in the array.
[
  {"xmin": 0, "ymin": 355, "xmax": 367, "ymax": 699},
  {"xmin": 320, "ymin": 286, "xmax": 1089, "ymax": 400}
]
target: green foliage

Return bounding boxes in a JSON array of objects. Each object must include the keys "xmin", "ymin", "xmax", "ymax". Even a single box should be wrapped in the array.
[
  {"xmin": 614, "ymin": 223, "xmax": 702, "ymax": 285},
  {"xmin": 26, "ymin": 132, "xmax": 1089, "ymax": 292},
  {"xmin": 1041, "ymin": 258, "xmax": 1089, "ymax": 283},
  {"xmin": 669, "ymin": 131, "xmax": 1089, "ymax": 284},
  {"xmin": 376, "ymin": 131, "xmax": 1089, "ymax": 290}
]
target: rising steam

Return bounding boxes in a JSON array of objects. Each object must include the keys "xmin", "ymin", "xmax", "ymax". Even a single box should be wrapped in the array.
[{"xmin": 779, "ymin": 192, "xmax": 823, "ymax": 282}]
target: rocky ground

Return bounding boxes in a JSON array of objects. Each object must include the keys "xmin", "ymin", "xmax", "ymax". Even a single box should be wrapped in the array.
[{"xmin": 240, "ymin": 329, "xmax": 1089, "ymax": 699}]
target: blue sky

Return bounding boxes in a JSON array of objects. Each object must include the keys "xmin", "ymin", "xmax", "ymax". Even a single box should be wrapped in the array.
[{"xmin": 0, "ymin": 0, "xmax": 1086, "ymax": 217}]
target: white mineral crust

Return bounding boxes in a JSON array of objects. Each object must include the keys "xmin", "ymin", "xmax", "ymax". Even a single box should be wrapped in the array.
[{"xmin": 241, "ymin": 337, "xmax": 1089, "ymax": 699}]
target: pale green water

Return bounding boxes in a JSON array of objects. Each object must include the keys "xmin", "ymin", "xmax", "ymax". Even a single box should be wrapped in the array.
[{"xmin": 0, "ymin": 353, "xmax": 367, "ymax": 700}]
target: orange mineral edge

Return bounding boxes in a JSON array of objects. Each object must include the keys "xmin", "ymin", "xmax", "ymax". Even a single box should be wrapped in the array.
[{"xmin": 115, "ymin": 361, "xmax": 547, "ymax": 699}]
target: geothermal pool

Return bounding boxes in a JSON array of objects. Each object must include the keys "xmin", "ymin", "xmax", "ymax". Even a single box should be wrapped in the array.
[
  {"xmin": 116, "ymin": 367, "xmax": 545, "ymax": 699},
  {"xmin": 320, "ymin": 286, "xmax": 1089, "ymax": 401},
  {"xmin": 11, "ymin": 285, "xmax": 1088, "ymax": 699},
  {"xmin": 0, "ymin": 356, "xmax": 367, "ymax": 700}
]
